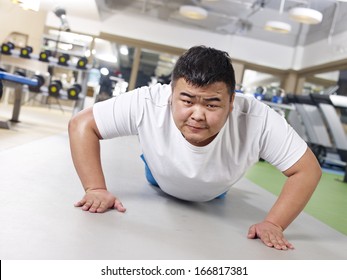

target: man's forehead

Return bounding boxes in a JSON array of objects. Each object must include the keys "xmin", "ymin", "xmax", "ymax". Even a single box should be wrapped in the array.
[{"xmin": 174, "ymin": 83, "xmax": 228, "ymax": 96}]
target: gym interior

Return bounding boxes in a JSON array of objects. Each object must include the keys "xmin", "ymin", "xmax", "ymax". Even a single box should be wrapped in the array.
[{"xmin": 1, "ymin": 0, "xmax": 347, "ymax": 262}]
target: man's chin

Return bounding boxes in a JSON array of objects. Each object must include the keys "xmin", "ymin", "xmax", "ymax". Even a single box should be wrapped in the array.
[{"xmin": 184, "ymin": 135, "xmax": 214, "ymax": 147}]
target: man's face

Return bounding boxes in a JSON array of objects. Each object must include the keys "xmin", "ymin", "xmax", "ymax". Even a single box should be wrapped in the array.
[{"xmin": 171, "ymin": 78, "xmax": 234, "ymax": 147}]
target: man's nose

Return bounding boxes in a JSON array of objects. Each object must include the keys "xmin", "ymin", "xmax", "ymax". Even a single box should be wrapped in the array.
[{"xmin": 191, "ymin": 105, "xmax": 205, "ymax": 121}]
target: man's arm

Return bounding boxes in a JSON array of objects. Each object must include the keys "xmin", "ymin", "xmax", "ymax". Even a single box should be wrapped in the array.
[
  {"xmin": 68, "ymin": 107, "xmax": 126, "ymax": 213},
  {"xmin": 247, "ymin": 147, "xmax": 322, "ymax": 250}
]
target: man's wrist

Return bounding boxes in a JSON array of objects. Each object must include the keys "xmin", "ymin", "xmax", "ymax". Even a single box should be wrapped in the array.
[
  {"xmin": 85, "ymin": 187, "xmax": 108, "ymax": 193},
  {"xmin": 264, "ymin": 220, "xmax": 284, "ymax": 231}
]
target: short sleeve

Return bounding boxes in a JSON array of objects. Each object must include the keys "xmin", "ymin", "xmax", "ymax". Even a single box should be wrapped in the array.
[
  {"xmin": 93, "ymin": 88, "xmax": 144, "ymax": 139},
  {"xmin": 259, "ymin": 106, "xmax": 307, "ymax": 171}
]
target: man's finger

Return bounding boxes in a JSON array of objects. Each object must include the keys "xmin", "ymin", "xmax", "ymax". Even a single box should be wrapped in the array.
[
  {"xmin": 74, "ymin": 198, "xmax": 86, "ymax": 207},
  {"xmin": 247, "ymin": 225, "xmax": 257, "ymax": 239},
  {"xmin": 89, "ymin": 200, "xmax": 101, "ymax": 213},
  {"xmin": 81, "ymin": 200, "xmax": 93, "ymax": 211},
  {"xmin": 114, "ymin": 199, "xmax": 126, "ymax": 212},
  {"xmin": 96, "ymin": 201, "xmax": 109, "ymax": 213}
]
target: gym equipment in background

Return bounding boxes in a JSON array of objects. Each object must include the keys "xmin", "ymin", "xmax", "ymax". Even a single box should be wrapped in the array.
[
  {"xmin": 28, "ymin": 74, "xmax": 45, "ymax": 93},
  {"xmin": 57, "ymin": 54, "xmax": 70, "ymax": 66},
  {"xmin": 1, "ymin": 42, "xmax": 15, "ymax": 55},
  {"xmin": 48, "ymin": 80, "xmax": 63, "ymax": 97},
  {"xmin": 0, "ymin": 71, "xmax": 43, "ymax": 129},
  {"xmin": 67, "ymin": 83, "xmax": 81, "ymax": 100},
  {"xmin": 76, "ymin": 57, "xmax": 88, "ymax": 69},
  {"xmin": 1, "ymin": 40, "xmax": 89, "ymax": 115},
  {"xmin": 19, "ymin": 46, "xmax": 33, "ymax": 59},
  {"xmin": 0, "ymin": 80, "xmax": 3, "ymax": 100},
  {"xmin": 309, "ymin": 92, "xmax": 347, "ymax": 179},
  {"xmin": 286, "ymin": 93, "xmax": 347, "ymax": 169},
  {"xmin": 39, "ymin": 50, "xmax": 52, "ymax": 62},
  {"xmin": 1, "ymin": 41, "xmax": 90, "ymax": 70},
  {"xmin": 47, "ymin": 80, "xmax": 82, "ymax": 100},
  {"xmin": 0, "ymin": 71, "xmax": 41, "ymax": 87}
]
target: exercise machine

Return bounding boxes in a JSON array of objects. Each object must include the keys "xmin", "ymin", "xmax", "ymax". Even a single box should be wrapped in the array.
[
  {"xmin": 0, "ymin": 70, "xmax": 43, "ymax": 129},
  {"xmin": 285, "ymin": 93, "xmax": 346, "ymax": 168}
]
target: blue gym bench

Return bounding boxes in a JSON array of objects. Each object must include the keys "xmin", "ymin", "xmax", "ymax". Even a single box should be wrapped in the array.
[{"xmin": 0, "ymin": 71, "xmax": 39, "ymax": 129}]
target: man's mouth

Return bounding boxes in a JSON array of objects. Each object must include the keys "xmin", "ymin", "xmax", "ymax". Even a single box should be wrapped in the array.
[{"xmin": 186, "ymin": 124, "xmax": 207, "ymax": 130}]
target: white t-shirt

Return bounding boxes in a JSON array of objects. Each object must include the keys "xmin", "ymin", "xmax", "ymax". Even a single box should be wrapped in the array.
[{"xmin": 93, "ymin": 83, "xmax": 307, "ymax": 202}]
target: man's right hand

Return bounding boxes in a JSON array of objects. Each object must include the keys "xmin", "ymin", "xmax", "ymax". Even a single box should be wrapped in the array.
[{"xmin": 74, "ymin": 189, "xmax": 126, "ymax": 213}]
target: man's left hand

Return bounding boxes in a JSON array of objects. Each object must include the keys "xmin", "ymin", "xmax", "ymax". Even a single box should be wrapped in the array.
[{"xmin": 247, "ymin": 221, "xmax": 294, "ymax": 250}]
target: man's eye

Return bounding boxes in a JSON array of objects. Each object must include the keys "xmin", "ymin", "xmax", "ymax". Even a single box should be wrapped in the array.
[
  {"xmin": 207, "ymin": 104, "xmax": 218, "ymax": 108},
  {"xmin": 183, "ymin": 100, "xmax": 192, "ymax": 104}
]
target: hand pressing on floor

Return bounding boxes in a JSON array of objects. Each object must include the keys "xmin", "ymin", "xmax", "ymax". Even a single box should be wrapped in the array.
[
  {"xmin": 69, "ymin": 108, "xmax": 126, "ymax": 214},
  {"xmin": 247, "ymin": 220, "xmax": 294, "ymax": 250},
  {"xmin": 75, "ymin": 189, "xmax": 126, "ymax": 213}
]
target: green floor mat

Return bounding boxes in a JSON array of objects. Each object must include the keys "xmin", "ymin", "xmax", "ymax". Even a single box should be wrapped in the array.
[{"xmin": 245, "ymin": 161, "xmax": 347, "ymax": 235}]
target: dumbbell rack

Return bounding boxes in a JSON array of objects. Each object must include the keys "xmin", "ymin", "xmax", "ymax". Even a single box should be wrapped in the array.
[{"xmin": 0, "ymin": 45, "xmax": 90, "ymax": 116}]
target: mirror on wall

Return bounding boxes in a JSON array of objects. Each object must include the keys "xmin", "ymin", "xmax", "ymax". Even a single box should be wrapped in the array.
[
  {"xmin": 91, "ymin": 39, "xmax": 132, "ymax": 101},
  {"xmin": 303, "ymin": 70, "xmax": 340, "ymax": 95},
  {"xmin": 137, "ymin": 49, "xmax": 178, "ymax": 88},
  {"xmin": 91, "ymin": 39, "xmax": 179, "ymax": 101},
  {"xmin": 242, "ymin": 69, "xmax": 283, "ymax": 101}
]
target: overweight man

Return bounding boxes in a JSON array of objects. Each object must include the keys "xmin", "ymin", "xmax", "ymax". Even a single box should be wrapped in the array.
[{"xmin": 69, "ymin": 46, "xmax": 322, "ymax": 250}]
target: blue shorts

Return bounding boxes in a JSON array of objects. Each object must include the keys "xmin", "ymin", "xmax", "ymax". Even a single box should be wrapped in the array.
[
  {"xmin": 140, "ymin": 154, "xmax": 159, "ymax": 187},
  {"xmin": 140, "ymin": 154, "xmax": 227, "ymax": 199}
]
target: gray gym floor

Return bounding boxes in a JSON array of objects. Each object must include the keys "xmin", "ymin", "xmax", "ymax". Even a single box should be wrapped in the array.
[{"xmin": 1, "ymin": 131, "xmax": 347, "ymax": 260}]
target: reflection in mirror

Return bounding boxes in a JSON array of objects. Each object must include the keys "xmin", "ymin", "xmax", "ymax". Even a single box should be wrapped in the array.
[
  {"xmin": 242, "ymin": 69, "xmax": 283, "ymax": 102},
  {"xmin": 91, "ymin": 40, "xmax": 179, "ymax": 101},
  {"xmin": 92, "ymin": 40, "xmax": 132, "ymax": 101},
  {"xmin": 136, "ymin": 49, "xmax": 178, "ymax": 88},
  {"xmin": 304, "ymin": 70, "xmax": 339, "ymax": 94}
]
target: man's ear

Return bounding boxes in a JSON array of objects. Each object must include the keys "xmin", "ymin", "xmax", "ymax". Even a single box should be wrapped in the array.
[{"xmin": 229, "ymin": 93, "xmax": 235, "ymax": 113}]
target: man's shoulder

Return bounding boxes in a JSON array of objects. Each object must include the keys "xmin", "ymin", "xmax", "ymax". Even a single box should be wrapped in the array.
[
  {"xmin": 137, "ymin": 83, "xmax": 171, "ymax": 94},
  {"xmin": 233, "ymin": 93, "xmax": 268, "ymax": 116},
  {"xmin": 143, "ymin": 83, "xmax": 171, "ymax": 106}
]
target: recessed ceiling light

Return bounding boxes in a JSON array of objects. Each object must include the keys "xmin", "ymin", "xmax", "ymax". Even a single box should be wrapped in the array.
[
  {"xmin": 289, "ymin": 7, "xmax": 323, "ymax": 24},
  {"xmin": 264, "ymin": 21, "xmax": 292, "ymax": 33},
  {"xmin": 179, "ymin": 5, "xmax": 208, "ymax": 20}
]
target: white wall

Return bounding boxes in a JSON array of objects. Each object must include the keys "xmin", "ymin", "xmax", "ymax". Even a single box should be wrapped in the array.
[
  {"xmin": 99, "ymin": 13, "xmax": 295, "ymax": 70},
  {"xmin": 45, "ymin": 12, "xmax": 295, "ymax": 70},
  {"xmin": 0, "ymin": 1, "xmax": 46, "ymax": 52},
  {"xmin": 69, "ymin": 12, "xmax": 347, "ymax": 71},
  {"xmin": 294, "ymin": 30, "xmax": 347, "ymax": 70},
  {"xmin": 45, "ymin": 12, "xmax": 101, "ymax": 36}
]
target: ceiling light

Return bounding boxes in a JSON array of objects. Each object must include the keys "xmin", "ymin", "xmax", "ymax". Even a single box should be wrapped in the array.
[
  {"xmin": 179, "ymin": 5, "xmax": 208, "ymax": 20},
  {"xmin": 100, "ymin": 68, "xmax": 109, "ymax": 76},
  {"xmin": 264, "ymin": 21, "xmax": 291, "ymax": 33},
  {"xmin": 12, "ymin": 0, "xmax": 40, "ymax": 12},
  {"xmin": 119, "ymin": 45, "xmax": 129, "ymax": 56},
  {"xmin": 289, "ymin": 7, "xmax": 323, "ymax": 24}
]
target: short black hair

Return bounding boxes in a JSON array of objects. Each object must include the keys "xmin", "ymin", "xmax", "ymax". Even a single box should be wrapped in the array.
[{"xmin": 171, "ymin": 46, "xmax": 236, "ymax": 95}]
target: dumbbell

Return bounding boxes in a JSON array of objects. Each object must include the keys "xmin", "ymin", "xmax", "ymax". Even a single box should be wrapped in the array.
[
  {"xmin": 48, "ymin": 80, "xmax": 63, "ymax": 97},
  {"xmin": 76, "ymin": 57, "xmax": 88, "ymax": 69},
  {"xmin": 1, "ymin": 42, "xmax": 15, "ymax": 55},
  {"xmin": 58, "ymin": 54, "xmax": 70, "ymax": 66},
  {"xmin": 14, "ymin": 69, "xmax": 26, "ymax": 77},
  {"xmin": 20, "ymin": 46, "xmax": 33, "ymax": 59},
  {"xmin": 67, "ymin": 83, "xmax": 82, "ymax": 100},
  {"xmin": 28, "ymin": 74, "xmax": 45, "ymax": 93},
  {"xmin": 39, "ymin": 50, "xmax": 52, "ymax": 62}
]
